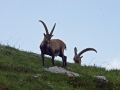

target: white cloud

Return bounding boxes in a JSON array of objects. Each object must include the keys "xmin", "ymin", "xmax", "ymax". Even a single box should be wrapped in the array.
[{"xmin": 102, "ymin": 57, "xmax": 120, "ymax": 70}]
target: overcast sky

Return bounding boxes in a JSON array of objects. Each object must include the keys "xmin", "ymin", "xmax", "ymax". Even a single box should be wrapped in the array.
[{"xmin": 0, "ymin": 0, "xmax": 120, "ymax": 70}]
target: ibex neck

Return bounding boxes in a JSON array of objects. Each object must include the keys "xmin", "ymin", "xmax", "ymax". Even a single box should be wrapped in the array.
[{"xmin": 40, "ymin": 40, "xmax": 50, "ymax": 48}]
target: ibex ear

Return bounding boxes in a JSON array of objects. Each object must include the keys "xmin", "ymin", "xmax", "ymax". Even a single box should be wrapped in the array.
[
  {"xmin": 80, "ymin": 56, "xmax": 83, "ymax": 58},
  {"xmin": 49, "ymin": 35, "xmax": 53, "ymax": 38},
  {"xmin": 51, "ymin": 34, "xmax": 53, "ymax": 37},
  {"xmin": 43, "ymin": 33, "xmax": 46, "ymax": 36}
]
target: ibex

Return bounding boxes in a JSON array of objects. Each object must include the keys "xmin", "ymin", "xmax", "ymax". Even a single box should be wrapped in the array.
[
  {"xmin": 39, "ymin": 20, "xmax": 67, "ymax": 67},
  {"xmin": 73, "ymin": 47, "xmax": 97, "ymax": 65}
]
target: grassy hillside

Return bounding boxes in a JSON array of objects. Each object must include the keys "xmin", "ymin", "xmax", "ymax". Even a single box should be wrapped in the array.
[{"xmin": 0, "ymin": 44, "xmax": 120, "ymax": 90}]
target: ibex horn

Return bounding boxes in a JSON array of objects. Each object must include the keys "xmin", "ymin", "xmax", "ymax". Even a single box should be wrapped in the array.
[
  {"xmin": 39, "ymin": 20, "xmax": 49, "ymax": 34},
  {"xmin": 78, "ymin": 48, "xmax": 97, "ymax": 56},
  {"xmin": 74, "ymin": 47, "xmax": 77, "ymax": 55},
  {"xmin": 50, "ymin": 23, "xmax": 56, "ymax": 35}
]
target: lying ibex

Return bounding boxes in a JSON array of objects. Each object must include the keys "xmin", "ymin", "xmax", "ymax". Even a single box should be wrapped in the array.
[
  {"xmin": 39, "ymin": 20, "xmax": 67, "ymax": 67},
  {"xmin": 73, "ymin": 47, "xmax": 97, "ymax": 65}
]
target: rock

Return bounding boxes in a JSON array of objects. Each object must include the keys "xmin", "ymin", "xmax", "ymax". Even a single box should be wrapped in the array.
[
  {"xmin": 45, "ymin": 66, "xmax": 80, "ymax": 77},
  {"xmin": 94, "ymin": 76, "xmax": 108, "ymax": 88},
  {"xmin": 94, "ymin": 76, "xmax": 108, "ymax": 82},
  {"xmin": 67, "ymin": 71, "xmax": 80, "ymax": 77}
]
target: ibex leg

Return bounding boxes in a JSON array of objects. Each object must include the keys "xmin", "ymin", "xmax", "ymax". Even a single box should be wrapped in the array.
[{"xmin": 41, "ymin": 53, "xmax": 44, "ymax": 66}]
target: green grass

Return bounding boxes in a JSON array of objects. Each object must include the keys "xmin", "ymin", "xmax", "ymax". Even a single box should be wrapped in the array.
[{"xmin": 0, "ymin": 44, "xmax": 120, "ymax": 90}]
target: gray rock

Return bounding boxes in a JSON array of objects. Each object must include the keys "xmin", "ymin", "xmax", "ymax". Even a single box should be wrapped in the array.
[
  {"xmin": 94, "ymin": 76, "xmax": 108, "ymax": 82},
  {"xmin": 45, "ymin": 66, "xmax": 80, "ymax": 77}
]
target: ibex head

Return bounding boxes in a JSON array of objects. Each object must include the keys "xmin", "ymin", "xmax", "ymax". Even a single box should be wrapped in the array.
[
  {"xmin": 73, "ymin": 47, "xmax": 97, "ymax": 65},
  {"xmin": 39, "ymin": 20, "xmax": 56, "ymax": 44}
]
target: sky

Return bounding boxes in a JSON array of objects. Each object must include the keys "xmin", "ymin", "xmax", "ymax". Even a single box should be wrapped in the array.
[{"xmin": 0, "ymin": 0, "xmax": 120, "ymax": 70}]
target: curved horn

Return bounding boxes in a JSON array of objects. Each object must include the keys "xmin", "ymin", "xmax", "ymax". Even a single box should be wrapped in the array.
[
  {"xmin": 50, "ymin": 23, "xmax": 56, "ymax": 35},
  {"xmin": 78, "ymin": 48, "xmax": 97, "ymax": 56},
  {"xmin": 74, "ymin": 47, "xmax": 77, "ymax": 55},
  {"xmin": 39, "ymin": 20, "xmax": 49, "ymax": 34}
]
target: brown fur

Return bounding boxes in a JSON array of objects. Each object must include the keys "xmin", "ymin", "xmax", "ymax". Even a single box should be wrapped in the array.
[{"xmin": 39, "ymin": 20, "xmax": 67, "ymax": 66}]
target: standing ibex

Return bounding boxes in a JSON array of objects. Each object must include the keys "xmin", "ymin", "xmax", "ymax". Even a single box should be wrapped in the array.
[
  {"xmin": 39, "ymin": 20, "xmax": 67, "ymax": 67},
  {"xmin": 73, "ymin": 47, "xmax": 97, "ymax": 65}
]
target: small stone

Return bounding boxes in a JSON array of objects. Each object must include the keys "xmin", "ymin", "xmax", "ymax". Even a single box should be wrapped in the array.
[
  {"xmin": 34, "ymin": 74, "xmax": 41, "ymax": 78},
  {"xmin": 94, "ymin": 76, "xmax": 108, "ymax": 82}
]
